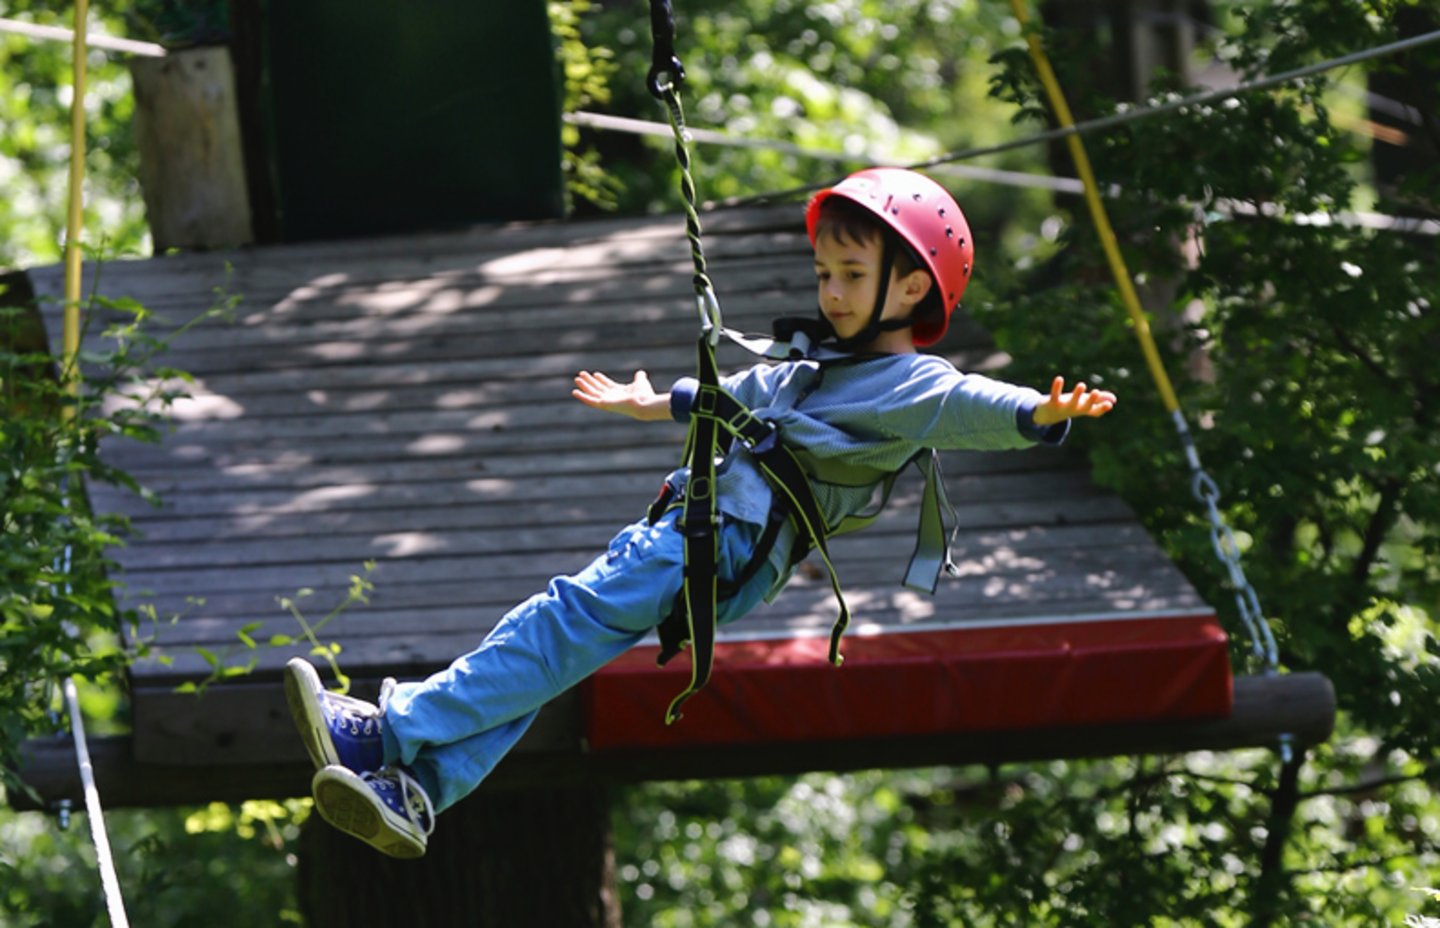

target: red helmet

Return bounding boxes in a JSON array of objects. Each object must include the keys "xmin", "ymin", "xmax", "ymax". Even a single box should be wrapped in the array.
[{"xmin": 805, "ymin": 168, "xmax": 974, "ymax": 347}]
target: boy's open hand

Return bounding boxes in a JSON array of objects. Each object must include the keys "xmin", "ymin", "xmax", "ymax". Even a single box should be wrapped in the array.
[
  {"xmin": 572, "ymin": 370, "xmax": 670, "ymax": 421},
  {"xmin": 1033, "ymin": 376, "xmax": 1118, "ymax": 426}
]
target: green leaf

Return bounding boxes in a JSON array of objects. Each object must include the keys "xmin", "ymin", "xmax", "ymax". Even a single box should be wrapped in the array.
[{"xmin": 236, "ymin": 622, "xmax": 263, "ymax": 649}]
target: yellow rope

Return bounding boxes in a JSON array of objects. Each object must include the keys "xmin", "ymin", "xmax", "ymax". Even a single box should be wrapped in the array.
[
  {"xmin": 1007, "ymin": 1, "xmax": 1286, "ymax": 693},
  {"xmin": 59, "ymin": 9, "xmax": 132, "ymax": 920},
  {"xmin": 61, "ymin": 0, "xmax": 89, "ymax": 421},
  {"xmin": 1007, "ymin": 0, "xmax": 1181, "ymax": 414}
]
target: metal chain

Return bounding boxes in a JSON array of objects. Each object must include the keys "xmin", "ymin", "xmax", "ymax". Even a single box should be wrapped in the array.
[{"xmin": 1173, "ymin": 412, "xmax": 1279, "ymax": 672}]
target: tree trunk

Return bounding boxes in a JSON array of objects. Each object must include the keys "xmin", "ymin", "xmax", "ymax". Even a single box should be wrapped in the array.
[
  {"xmin": 1251, "ymin": 751, "xmax": 1305, "ymax": 928},
  {"xmin": 298, "ymin": 784, "xmax": 621, "ymax": 927}
]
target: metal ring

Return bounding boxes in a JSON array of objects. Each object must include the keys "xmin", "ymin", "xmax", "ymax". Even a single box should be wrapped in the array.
[{"xmin": 647, "ymin": 57, "xmax": 685, "ymax": 98}]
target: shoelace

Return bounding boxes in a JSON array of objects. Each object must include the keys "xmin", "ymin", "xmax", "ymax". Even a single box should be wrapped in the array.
[
  {"xmin": 326, "ymin": 700, "xmax": 382, "ymax": 737},
  {"xmin": 322, "ymin": 684, "xmax": 394, "ymax": 737},
  {"xmin": 364, "ymin": 766, "xmax": 436, "ymax": 837}
]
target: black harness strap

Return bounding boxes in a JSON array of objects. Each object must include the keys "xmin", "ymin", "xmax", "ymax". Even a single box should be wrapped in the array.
[
  {"xmin": 665, "ymin": 335, "xmax": 724, "ymax": 724},
  {"xmin": 653, "ymin": 499, "xmax": 788, "ymax": 667},
  {"xmin": 658, "ymin": 358, "xmax": 857, "ymax": 723}
]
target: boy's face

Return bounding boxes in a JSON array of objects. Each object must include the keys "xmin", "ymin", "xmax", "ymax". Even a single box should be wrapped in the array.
[{"xmin": 813, "ymin": 231, "xmax": 926, "ymax": 347}]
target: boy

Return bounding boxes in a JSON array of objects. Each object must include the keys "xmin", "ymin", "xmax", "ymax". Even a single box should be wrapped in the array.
[{"xmin": 285, "ymin": 167, "xmax": 1117, "ymax": 858}]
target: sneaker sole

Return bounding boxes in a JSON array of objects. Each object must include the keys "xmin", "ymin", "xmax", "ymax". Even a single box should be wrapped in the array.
[
  {"xmin": 314, "ymin": 774, "xmax": 426, "ymax": 860},
  {"xmin": 284, "ymin": 658, "xmax": 339, "ymax": 770}
]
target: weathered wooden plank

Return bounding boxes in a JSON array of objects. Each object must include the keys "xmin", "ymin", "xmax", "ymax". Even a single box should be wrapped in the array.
[
  {"xmin": 127, "ymin": 519, "xmax": 1178, "ymax": 634},
  {"xmin": 121, "ymin": 680, "xmax": 580, "ymax": 769},
  {"xmin": 80, "ymin": 255, "xmax": 815, "ymax": 333},
  {"xmin": 108, "ymin": 494, "xmax": 1133, "ymax": 580},
  {"xmin": 85, "ymin": 279, "xmax": 999, "ymax": 360},
  {"xmin": 149, "ymin": 347, "xmax": 997, "ymax": 421},
  {"xmin": 107, "ymin": 312, "xmax": 1000, "ymax": 385},
  {"xmin": 30, "ymin": 217, "xmax": 817, "ymax": 323},
  {"xmin": 114, "ymin": 470, "xmax": 1105, "ymax": 545},
  {"xmin": 118, "ymin": 525, "xmax": 1196, "ymax": 616},
  {"xmin": 137, "ymin": 580, "xmax": 1213, "ymax": 671},
  {"xmin": 135, "ymin": 581, "xmax": 1211, "ymax": 682},
  {"xmin": 127, "ymin": 554, "xmax": 1204, "ymax": 679},
  {"xmin": 114, "ymin": 529, "xmax": 1161, "ymax": 631},
  {"xmin": 102, "ymin": 444, "xmax": 1066, "ymax": 500},
  {"xmin": 109, "ymin": 402, "xmax": 1080, "ymax": 476}
]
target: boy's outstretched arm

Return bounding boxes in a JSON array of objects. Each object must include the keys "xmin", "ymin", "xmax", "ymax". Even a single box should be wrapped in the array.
[
  {"xmin": 1033, "ymin": 375, "xmax": 1118, "ymax": 427},
  {"xmin": 572, "ymin": 370, "xmax": 673, "ymax": 422}
]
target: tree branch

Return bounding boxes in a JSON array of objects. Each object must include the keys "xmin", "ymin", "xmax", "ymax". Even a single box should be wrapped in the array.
[
  {"xmin": 1300, "ymin": 764, "xmax": 1440, "ymax": 801},
  {"xmin": 1351, "ymin": 478, "xmax": 1405, "ymax": 587}
]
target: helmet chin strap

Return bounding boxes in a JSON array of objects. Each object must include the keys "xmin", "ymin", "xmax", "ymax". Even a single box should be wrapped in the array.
[{"xmin": 822, "ymin": 236, "xmax": 916, "ymax": 353}]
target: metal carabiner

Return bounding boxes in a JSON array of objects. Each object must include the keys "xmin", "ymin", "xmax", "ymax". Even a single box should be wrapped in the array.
[
  {"xmin": 647, "ymin": 0, "xmax": 685, "ymax": 99},
  {"xmin": 696, "ymin": 285, "xmax": 723, "ymax": 346},
  {"xmin": 648, "ymin": 56, "xmax": 686, "ymax": 99}
]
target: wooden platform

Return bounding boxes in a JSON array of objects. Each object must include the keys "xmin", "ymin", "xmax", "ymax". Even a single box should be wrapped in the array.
[{"xmin": 22, "ymin": 205, "xmax": 1275, "ymax": 800}]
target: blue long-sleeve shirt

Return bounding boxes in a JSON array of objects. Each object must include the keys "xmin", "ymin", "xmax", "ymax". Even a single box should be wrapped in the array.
[{"xmin": 669, "ymin": 353, "xmax": 1068, "ymax": 598}]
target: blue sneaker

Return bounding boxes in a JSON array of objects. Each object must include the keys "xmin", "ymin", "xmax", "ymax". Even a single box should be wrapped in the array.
[
  {"xmin": 312, "ymin": 764, "xmax": 435, "ymax": 859},
  {"xmin": 284, "ymin": 657, "xmax": 389, "ymax": 773}
]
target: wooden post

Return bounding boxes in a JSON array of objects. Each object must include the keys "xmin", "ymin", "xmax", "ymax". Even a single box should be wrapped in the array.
[
  {"xmin": 296, "ymin": 785, "xmax": 621, "ymax": 928},
  {"xmin": 129, "ymin": 46, "xmax": 253, "ymax": 251}
]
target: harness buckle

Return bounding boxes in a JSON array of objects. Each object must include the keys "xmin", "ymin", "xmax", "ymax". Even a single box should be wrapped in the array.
[{"xmin": 750, "ymin": 425, "xmax": 779, "ymax": 456}]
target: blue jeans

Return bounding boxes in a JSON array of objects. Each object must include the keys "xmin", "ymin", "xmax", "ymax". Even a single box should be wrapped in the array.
[{"xmin": 379, "ymin": 508, "xmax": 779, "ymax": 812}]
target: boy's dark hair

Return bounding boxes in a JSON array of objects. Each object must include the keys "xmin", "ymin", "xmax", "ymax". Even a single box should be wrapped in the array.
[{"xmin": 813, "ymin": 197, "xmax": 945, "ymax": 332}]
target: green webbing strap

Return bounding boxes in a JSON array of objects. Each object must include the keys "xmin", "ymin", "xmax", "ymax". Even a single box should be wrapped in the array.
[
  {"xmin": 700, "ymin": 388, "xmax": 853, "ymax": 661},
  {"xmin": 666, "ymin": 336, "xmax": 724, "ymax": 724},
  {"xmin": 794, "ymin": 447, "xmax": 960, "ymax": 594},
  {"xmin": 664, "ymin": 366, "xmax": 862, "ymax": 723},
  {"xmin": 905, "ymin": 450, "xmax": 960, "ymax": 594},
  {"xmin": 665, "ymin": 349, "xmax": 857, "ymax": 722},
  {"xmin": 664, "ymin": 382, "xmax": 967, "ymax": 721}
]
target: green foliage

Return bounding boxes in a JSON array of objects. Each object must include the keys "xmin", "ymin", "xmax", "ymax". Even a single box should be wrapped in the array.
[
  {"xmin": 551, "ymin": 0, "xmax": 624, "ymax": 211},
  {"xmin": 575, "ymin": 0, "xmax": 1049, "ymax": 222},
  {"xmin": 956, "ymin": 0, "xmax": 1440, "ymax": 922},
  {"xmin": 0, "ymin": 2, "xmax": 149, "ymax": 267},
  {"xmin": 614, "ymin": 772, "xmax": 926, "ymax": 926},
  {"xmin": 0, "ymin": 270, "xmax": 232, "ymax": 797},
  {"xmin": 0, "ymin": 799, "xmax": 306, "ymax": 926},
  {"xmin": 180, "ymin": 562, "xmax": 379, "ymax": 696}
]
